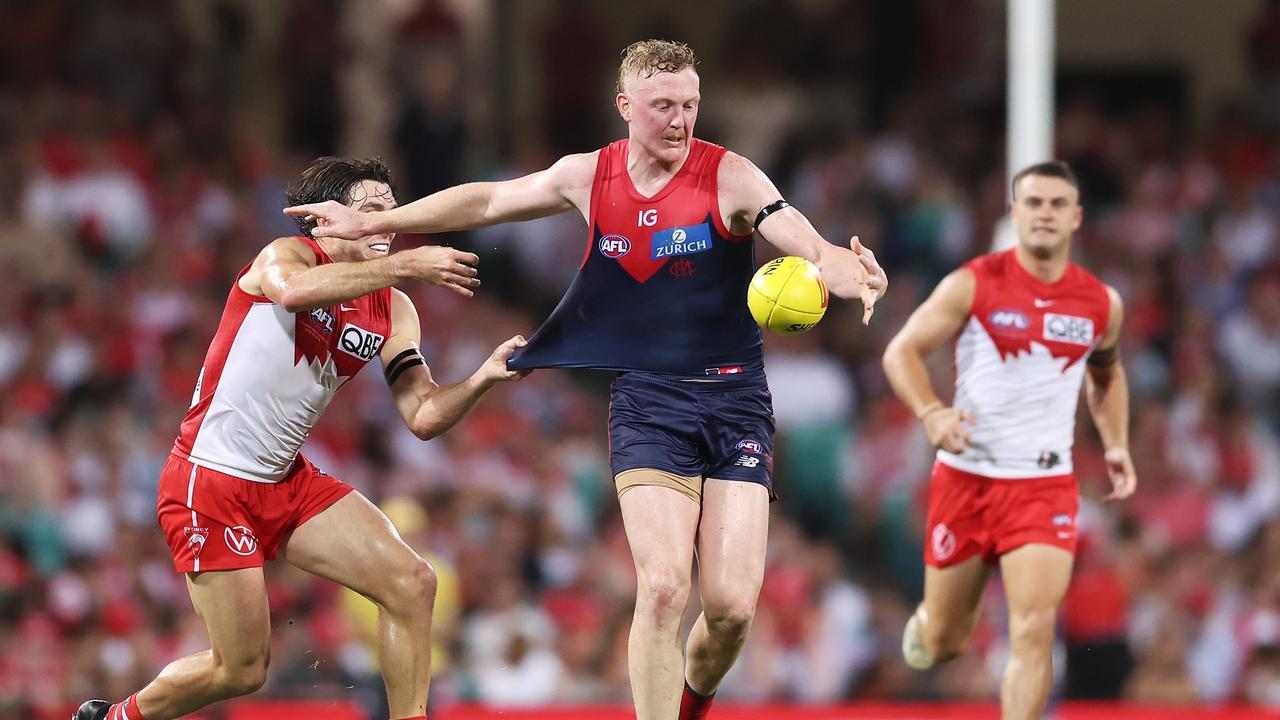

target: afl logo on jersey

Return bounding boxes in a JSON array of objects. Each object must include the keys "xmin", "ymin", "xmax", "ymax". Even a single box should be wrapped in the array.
[
  {"xmin": 338, "ymin": 323, "xmax": 386, "ymax": 361},
  {"xmin": 599, "ymin": 234, "xmax": 631, "ymax": 258},
  {"xmin": 988, "ymin": 309, "xmax": 1030, "ymax": 331}
]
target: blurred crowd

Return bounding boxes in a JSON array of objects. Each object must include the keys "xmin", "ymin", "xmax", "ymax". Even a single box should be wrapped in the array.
[{"xmin": 4, "ymin": 0, "xmax": 1280, "ymax": 717}]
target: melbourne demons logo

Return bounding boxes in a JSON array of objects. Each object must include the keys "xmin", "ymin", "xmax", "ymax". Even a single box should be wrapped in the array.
[
  {"xmin": 599, "ymin": 234, "xmax": 631, "ymax": 258},
  {"xmin": 224, "ymin": 525, "xmax": 259, "ymax": 556},
  {"xmin": 669, "ymin": 259, "xmax": 696, "ymax": 278}
]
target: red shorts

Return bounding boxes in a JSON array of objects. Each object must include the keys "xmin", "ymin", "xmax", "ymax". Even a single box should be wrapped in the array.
[
  {"xmin": 156, "ymin": 453, "xmax": 353, "ymax": 573},
  {"xmin": 923, "ymin": 461, "xmax": 1079, "ymax": 568}
]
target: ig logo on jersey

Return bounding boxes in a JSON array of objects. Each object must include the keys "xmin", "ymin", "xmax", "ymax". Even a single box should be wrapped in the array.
[{"xmin": 599, "ymin": 234, "xmax": 631, "ymax": 258}]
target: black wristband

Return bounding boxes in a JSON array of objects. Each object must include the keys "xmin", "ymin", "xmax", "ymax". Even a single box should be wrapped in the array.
[{"xmin": 753, "ymin": 200, "xmax": 791, "ymax": 231}]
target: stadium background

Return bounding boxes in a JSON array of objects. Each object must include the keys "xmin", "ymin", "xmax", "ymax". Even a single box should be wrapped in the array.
[{"xmin": 2, "ymin": 0, "xmax": 1280, "ymax": 717}]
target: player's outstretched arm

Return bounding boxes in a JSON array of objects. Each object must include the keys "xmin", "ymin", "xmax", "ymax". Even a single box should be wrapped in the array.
[
  {"xmin": 283, "ymin": 152, "xmax": 598, "ymax": 240},
  {"xmin": 243, "ymin": 237, "xmax": 482, "ymax": 312},
  {"xmin": 382, "ymin": 290, "xmax": 528, "ymax": 441},
  {"xmin": 883, "ymin": 268, "xmax": 976, "ymax": 454},
  {"xmin": 717, "ymin": 152, "xmax": 888, "ymax": 324},
  {"xmin": 1085, "ymin": 286, "xmax": 1136, "ymax": 501}
]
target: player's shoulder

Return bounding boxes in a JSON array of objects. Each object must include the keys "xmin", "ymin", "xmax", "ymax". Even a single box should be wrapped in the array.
[
  {"xmin": 262, "ymin": 235, "xmax": 318, "ymax": 260},
  {"xmin": 965, "ymin": 248, "xmax": 1013, "ymax": 276},
  {"xmin": 934, "ymin": 265, "xmax": 977, "ymax": 305},
  {"xmin": 545, "ymin": 149, "xmax": 603, "ymax": 189}
]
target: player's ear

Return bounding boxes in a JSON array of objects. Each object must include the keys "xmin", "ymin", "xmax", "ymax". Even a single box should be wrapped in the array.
[{"xmin": 616, "ymin": 93, "xmax": 631, "ymax": 122}]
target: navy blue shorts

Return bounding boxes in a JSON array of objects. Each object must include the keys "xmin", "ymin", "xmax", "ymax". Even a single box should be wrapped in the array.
[{"xmin": 609, "ymin": 371, "xmax": 776, "ymax": 497}]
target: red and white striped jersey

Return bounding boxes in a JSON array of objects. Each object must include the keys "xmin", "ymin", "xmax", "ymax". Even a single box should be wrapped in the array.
[
  {"xmin": 172, "ymin": 237, "xmax": 391, "ymax": 482},
  {"xmin": 938, "ymin": 249, "xmax": 1111, "ymax": 479}
]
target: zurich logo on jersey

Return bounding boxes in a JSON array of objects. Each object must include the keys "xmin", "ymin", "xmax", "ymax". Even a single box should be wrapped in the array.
[
  {"xmin": 651, "ymin": 223, "xmax": 712, "ymax": 259},
  {"xmin": 988, "ymin": 308, "xmax": 1030, "ymax": 330},
  {"xmin": 599, "ymin": 234, "xmax": 631, "ymax": 258}
]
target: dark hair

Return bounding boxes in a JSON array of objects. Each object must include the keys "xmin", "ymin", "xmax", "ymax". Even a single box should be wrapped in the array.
[
  {"xmin": 1011, "ymin": 161, "xmax": 1079, "ymax": 199},
  {"xmin": 285, "ymin": 157, "xmax": 398, "ymax": 237}
]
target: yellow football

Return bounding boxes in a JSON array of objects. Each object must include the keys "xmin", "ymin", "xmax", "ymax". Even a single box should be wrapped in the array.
[{"xmin": 747, "ymin": 256, "xmax": 829, "ymax": 335}]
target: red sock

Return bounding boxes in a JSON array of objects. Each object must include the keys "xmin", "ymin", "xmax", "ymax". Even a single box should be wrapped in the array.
[
  {"xmin": 678, "ymin": 682, "xmax": 715, "ymax": 720},
  {"xmin": 109, "ymin": 693, "xmax": 148, "ymax": 720}
]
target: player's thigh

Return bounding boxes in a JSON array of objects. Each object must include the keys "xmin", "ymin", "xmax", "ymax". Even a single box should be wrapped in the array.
[
  {"xmin": 921, "ymin": 553, "xmax": 991, "ymax": 630},
  {"xmin": 696, "ymin": 479, "xmax": 769, "ymax": 612},
  {"xmin": 186, "ymin": 567, "xmax": 271, "ymax": 667},
  {"xmin": 998, "ymin": 543, "xmax": 1074, "ymax": 616},
  {"xmin": 618, "ymin": 481, "xmax": 701, "ymax": 592},
  {"xmin": 280, "ymin": 491, "xmax": 426, "ymax": 599}
]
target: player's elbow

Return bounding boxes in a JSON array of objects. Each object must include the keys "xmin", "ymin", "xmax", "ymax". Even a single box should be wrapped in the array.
[
  {"xmin": 409, "ymin": 413, "xmax": 449, "ymax": 441},
  {"xmin": 411, "ymin": 423, "xmax": 442, "ymax": 441},
  {"xmin": 882, "ymin": 336, "xmax": 910, "ymax": 373},
  {"xmin": 275, "ymin": 287, "xmax": 313, "ymax": 314}
]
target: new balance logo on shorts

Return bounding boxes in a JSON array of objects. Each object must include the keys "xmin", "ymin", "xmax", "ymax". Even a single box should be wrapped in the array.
[{"xmin": 734, "ymin": 455, "xmax": 760, "ymax": 468}]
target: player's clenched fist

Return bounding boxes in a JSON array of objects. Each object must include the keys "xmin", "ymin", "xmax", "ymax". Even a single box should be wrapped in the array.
[
  {"xmin": 481, "ymin": 335, "xmax": 531, "ymax": 383},
  {"xmin": 391, "ymin": 246, "xmax": 481, "ymax": 297}
]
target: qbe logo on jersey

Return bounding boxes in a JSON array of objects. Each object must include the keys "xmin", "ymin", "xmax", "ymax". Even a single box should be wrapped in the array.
[
  {"xmin": 651, "ymin": 223, "xmax": 712, "ymax": 259},
  {"xmin": 1042, "ymin": 313, "xmax": 1094, "ymax": 346},
  {"xmin": 339, "ymin": 323, "xmax": 385, "ymax": 361}
]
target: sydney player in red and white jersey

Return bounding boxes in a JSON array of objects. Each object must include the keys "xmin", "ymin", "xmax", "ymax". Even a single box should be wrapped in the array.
[
  {"xmin": 74, "ymin": 158, "xmax": 527, "ymax": 720},
  {"xmin": 883, "ymin": 161, "xmax": 1136, "ymax": 720},
  {"xmin": 286, "ymin": 40, "xmax": 887, "ymax": 720}
]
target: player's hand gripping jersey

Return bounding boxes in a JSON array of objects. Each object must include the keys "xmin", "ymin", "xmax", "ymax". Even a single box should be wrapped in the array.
[
  {"xmin": 508, "ymin": 139, "xmax": 762, "ymax": 375},
  {"xmin": 941, "ymin": 249, "xmax": 1111, "ymax": 478}
]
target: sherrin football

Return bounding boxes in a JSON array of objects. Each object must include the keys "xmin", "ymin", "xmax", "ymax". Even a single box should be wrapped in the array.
[{"xmin": 747, "ymin": 256, "xmax": 829, "ymax": 335}]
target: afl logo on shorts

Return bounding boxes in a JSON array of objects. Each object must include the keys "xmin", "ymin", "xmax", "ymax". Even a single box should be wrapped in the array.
[
  {"xmin": 931, "ymin": 523, "xmax": 956, "ymax": 561},
  {"xmin": 599, "ymin": 234, "xmax": 631, "ymax": 258},
  {"xmin": 338, "ymin": 324, "xmax": 385, "ymax": 361},
  {"xmin": 736, "ymin": 439, "xmax": 762, "ymax": 454},
  {"xmin": 224, "ymin": 526, "xmax": 259, "ymax": 556}
]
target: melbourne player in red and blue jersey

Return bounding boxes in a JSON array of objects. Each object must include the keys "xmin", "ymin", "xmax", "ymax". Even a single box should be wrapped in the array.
[{"xmin": 287, "ymin": 40, "xmax": 887, "ymax": 720}]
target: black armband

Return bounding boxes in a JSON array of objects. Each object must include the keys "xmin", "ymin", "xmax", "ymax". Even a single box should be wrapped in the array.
[
  {"xmin": 385, "ymin": 348, "xmax": 426, "ymax": 385},
  {"xmin": 753, "ymin": 200, "xmax": 791, "ymax": 231},
  {"xmin": 1087, "ymin": 344, "xmax": 1119, "ymax": 368}
]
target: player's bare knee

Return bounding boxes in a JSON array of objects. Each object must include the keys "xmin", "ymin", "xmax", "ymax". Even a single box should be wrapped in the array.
[
  {"xmin": 704, "ymin": 598, "xmax": 756, "ymax": 642},
  {"xmin": 1008, "ymin": 606, "xmax": 1057, "ymax": 654},
  {"xmin": 636, "ymin": 569, "xmax": 690, "ymax": 626},
  {"xmin": 379, "ymin": 555, "xmax": 437, "ymax": 615},
  {"xmin": 214, "ymin": 649, "xmax": 270, "ymax": 697}
]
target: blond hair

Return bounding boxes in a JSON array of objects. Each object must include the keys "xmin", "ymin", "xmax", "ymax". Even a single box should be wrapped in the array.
[{"xmin": 616, "ymin": 39, "xmax": 698, "ymax": 94}]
